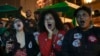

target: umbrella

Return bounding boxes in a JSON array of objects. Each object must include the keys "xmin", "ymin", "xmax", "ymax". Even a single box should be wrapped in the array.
[
  {"xmin": 38, "ymin": 2, "xmax": 68, "ymax": 12},
  {"xmin": 38, "ymin": 1, "xmax": 79, "ymax": 18},
  {"xmin": 0, "ymin": 4, "xmax": 18, "ymax": 18}
]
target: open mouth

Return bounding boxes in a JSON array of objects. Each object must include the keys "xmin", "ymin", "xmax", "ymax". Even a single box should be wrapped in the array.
[
  {"xmin": 8, "ymin": 41, "xmax": 14, "ymax": 44},
  {"xmin": 17, "ymin": 24, "xmax": 21, "ymax": 27},
  {"xmin": 80, "ymin": 21, "xmax": 85, "ymax": 24},
  {"xmin": 48, "ymin": 24, "xmax": 51, "ymax": 26},
  {"xmin": 48, "ymin": 24, "xmax": 52, "ymax": 28}
]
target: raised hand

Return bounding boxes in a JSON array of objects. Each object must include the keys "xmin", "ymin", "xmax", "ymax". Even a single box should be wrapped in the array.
[
  {"xmin": 6, "ymin": 40, "xmax": 14, "ymax": 53},
  {"xmin": 45, "ymin": 21, "xmax": 53, "ymax": 39}
]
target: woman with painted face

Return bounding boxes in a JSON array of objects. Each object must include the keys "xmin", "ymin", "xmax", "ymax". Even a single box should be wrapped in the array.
[
  {"xmin": 62, "ymin": 6, "xmax": 100, "ymax": 56},
  {"xmin": 5, "ymin": 18, "xmax": 39, "ymax": 56},
  {"xmin": 34, "ymin": 9, "xmax": 66, "ymax": 56}
]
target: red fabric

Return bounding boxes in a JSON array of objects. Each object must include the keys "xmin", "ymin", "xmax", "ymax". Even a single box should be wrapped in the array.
[
  {"xmin": 53, "ymin": 30, "xmax": 65, "ymax": 52},
  {"xmin": 38, "ymin": 30, "xmax": 65, "ymax": 56},
  {"xmin": 38, "ymin": 32, "xmax": 55, "ymax": 56},
  {"xmin": 14, "ymin": 49, "xmax": 27, "ymax": 56}
]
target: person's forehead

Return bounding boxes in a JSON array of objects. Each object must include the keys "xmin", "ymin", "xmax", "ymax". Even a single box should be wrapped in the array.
[
  {"xmin": 14, "ymin": 19, "xmax": 21, "ymax": 23},
  {"xmin": 45, "ymin": 14, "xmax": 53, "ymax": 18},
  {"xmin": 77, "ymin": 10, "xmax": 88, "ymax": 14},
  {"xmin": 26, "ymin": 10, "xmax": 31, "ymax": 13},
  {"xmin": 45, "ymin": 13, "xmax": 53, "ymax": 16}
]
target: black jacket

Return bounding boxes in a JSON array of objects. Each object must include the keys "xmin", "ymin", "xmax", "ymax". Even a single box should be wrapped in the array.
[
  {"xmin": 62, "ymin": 27, "xmax": 100, "ymax": 56},
  {"xmin": 5, "ymin": 31, "xmax": 39, "ymax": 56}
]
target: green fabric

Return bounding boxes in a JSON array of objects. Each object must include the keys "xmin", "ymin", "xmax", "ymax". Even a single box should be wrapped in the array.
[
  {"xmin": 72, "ymin": 18, "xmax": 77, "ymax": 27},
  {"xmin": 0, "ymin": 5, "xmax": 18, "ymax": 18},
  {"xmin": 38, "ymin": 2, "xmax": 76, "ymax": 19},
  {"xmin": 0, "ymin": 27, "xmax": 7, "ymax": 35},
  {"xmin": 64, "ymin": 7, "xmax": 75, "ymax": 19},
  {"xmin": 41, "ymin": 2, "xmax": 68, "ymax": 12},
  {"xmin": 38, "ymin": 2, "xmax": 67, "ymax": 11},
  {"xmin": 0, "ymin": 5, "xmax": 18, "ymax": 12}
]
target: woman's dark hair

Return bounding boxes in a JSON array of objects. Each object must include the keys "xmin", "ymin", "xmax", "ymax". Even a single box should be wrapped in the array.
[
  {"xmin": 38, "ymin": 9, "xmax": 64, "ymax": 32},
  {"xmin": 74, "ymin": 6, "xmax": 92, "ymax": 17}
]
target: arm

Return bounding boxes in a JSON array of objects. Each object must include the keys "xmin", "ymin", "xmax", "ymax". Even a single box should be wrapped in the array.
[{"xmin": 4, "ymin": 40, "xmax": 14, "ymax": 56}]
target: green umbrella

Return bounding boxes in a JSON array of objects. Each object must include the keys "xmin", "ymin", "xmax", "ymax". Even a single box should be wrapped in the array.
[
  {"xmin": 38, "ymin": 2, "xmax": 68, "ymax": 12},
  {"xmin": 38, "ymin": 2, "xmax": 76, "ymax": 18},
  {"xmin": 0, "ymin": 5, "xmax": 18, "ymax": 18}
]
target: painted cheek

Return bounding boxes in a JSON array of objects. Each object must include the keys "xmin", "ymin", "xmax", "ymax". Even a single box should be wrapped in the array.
[
  {"xmin": 14, "ymin": 24, "xmax": 18, "ymax": 30},
  {"xmin": 19, "ymin": 23, "xmax": 23, "ymax": 29}
]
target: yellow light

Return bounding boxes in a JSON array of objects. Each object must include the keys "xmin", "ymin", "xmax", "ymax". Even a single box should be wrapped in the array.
[{"xmin": 84, "ymin": 0, "xmax": 93, "ymax": 3}]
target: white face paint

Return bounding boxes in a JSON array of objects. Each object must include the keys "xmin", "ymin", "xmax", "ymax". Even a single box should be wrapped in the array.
[
  {"xmin": 72, "ymin": 39, "xmax": 81, "ymax": 47},
  {"xmin": 44, "ymin": 14, "xmax": 55, "ymax": 30},
  {"xmin": 76, "ymin": 10, "xmax": 92, "ymax": 29},
  {"xmin": 14, "ymin": 19, "xmax": 24, "ymax": 31}
]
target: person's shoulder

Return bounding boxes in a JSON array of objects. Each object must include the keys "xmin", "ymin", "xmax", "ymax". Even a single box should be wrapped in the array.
[
  {"xmin": 64, "ymin": 27, "xmax": 80, "ymax": 37},
  {"xmin": 93, "ymin": 26, "xmax": 100, "ymax": 29},
  {"xmin": 92, "ymin": 26, "xmax": 100, "ymax": 31},
  {"xmin": 92, "ymin": 26, "xmax": 100, "ymax": 33},
  {"xmin": 68, "ymin": 27, "xmax": 79, "ymax": 32}
]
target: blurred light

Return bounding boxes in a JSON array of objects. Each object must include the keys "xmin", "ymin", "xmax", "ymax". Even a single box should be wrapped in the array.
[
  {"xmin": 84, "ymin": 0, "xmax": 93, "ymax": 3},
  {"xmin": 92, "ymin": 11, "xmax": 94, "ymax": 15},
  {"xmin": 65, "ymin": 1, "xmax": 80, "ymax": 9},
  {"xmin": 60, "ymin": 17, "xmax": 72, "ymax": 23}
]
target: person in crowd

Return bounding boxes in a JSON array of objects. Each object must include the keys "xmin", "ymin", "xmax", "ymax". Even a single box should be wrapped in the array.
[
  {"xmin": 0, "ymin": 22, "xmax": 5, "ymax": 56},
  {"xmin": 33, "ymin": 11, "xmax": 41, "ymax": 42},
  {"xmin": 34, "ymin": 9, "xmax": 66, "ymax": 56},
  {"xmin": 0, "ymin": 22, "xmax": 7, "ymax": 46},
  {"xmin": 34, "ymin": 10, "xmax": 41, "ymax": 23},
  {"xmin": 0, "ymin": 22, "xmax": 6, "ymax": 36},
  {"xmin": 33, "ymin": 10, "xmax": 41, "ymax": 32},
  {"xmin": 24, "ymin": 10, "xmax": 34, "ymax": 32},
  {"xmin": 63, "ymin": 22, "xmax": 74, "ymax": 32},
  {"xmin": 4, "ymin": 21, "xmax": 14, "ymax": 36},
  {"xmin": 28, "ymin": 20, "xmax": 36, "ymax": 33},
  {"xmin": 26, "ymin": 10, "xmax": 33, "ymax": 20},
  {"xmin": 5, "ymin": 18, "xmax": 39, "ymax": 56},
  {"xmin": 0, "ymin": 21, "xmax": 13, "ymax": 56},
  {"xmin": 8, "ymin": 16, "xmax": 14, "ymax": 23},
  {"xmin": 62, "ymin": 6, "xmax": 100, "ymax": 56}
]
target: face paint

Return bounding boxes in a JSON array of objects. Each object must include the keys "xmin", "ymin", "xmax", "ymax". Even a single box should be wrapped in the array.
[
  {"xmin": 14, "ymin": 19, "xmax": 24, "ymax": 31},
  {"xmin": 88, "ymin": 35, "xmax": 97, "ymax": 43},
  {"xmin": 76, "ymin": 10, "xmax": 91, "ymax": 29},
  {"xmin": 57, "ymin": 40, "xmax": 62, "ymax": 46},
  {"xmin": 72, "ymin": 39, "xmax": 81, "ymax": 47},
  {"xmin": 58, "ymin": 34, "xmax": 63, "ymax": 38},
  {"xmin": 44, "ymin": 14, "xmax": 55, "ymax": 30},
  {"xmin": 74, "ymin": 33, "xmax": 82, "ymax": 39}
]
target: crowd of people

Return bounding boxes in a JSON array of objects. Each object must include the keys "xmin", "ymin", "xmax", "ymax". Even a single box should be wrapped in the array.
[{"xmin": 0, "ymin": 6, "xmax": 100, "ymax": 56}]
